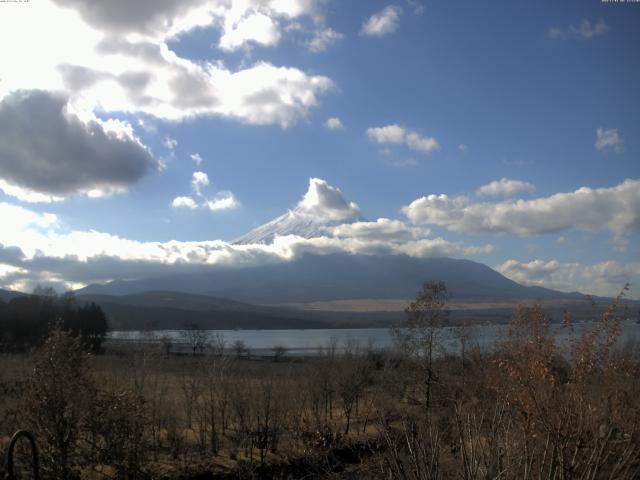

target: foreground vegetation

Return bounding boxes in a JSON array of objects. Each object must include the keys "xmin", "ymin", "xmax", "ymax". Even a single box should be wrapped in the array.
[{"xmin": 0, "ymin": 283, "xmax": 638, "ymax": 479}]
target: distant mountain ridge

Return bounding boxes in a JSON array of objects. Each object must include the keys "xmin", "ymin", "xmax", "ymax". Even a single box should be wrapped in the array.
[{"xmin": 78, "ymin": 254, "xmax": 585, "ymax": 304}]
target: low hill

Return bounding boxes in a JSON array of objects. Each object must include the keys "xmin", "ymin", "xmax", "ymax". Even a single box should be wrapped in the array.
[
  {"xmin": 0, "ymin": 288, "xmax": 26, "ymax": 303},
  {"xmin": 77, "ymin": 291, "xmax": 329, "ymax": 331}
]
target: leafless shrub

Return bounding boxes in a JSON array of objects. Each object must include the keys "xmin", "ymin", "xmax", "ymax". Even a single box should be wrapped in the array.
[{"xmin": 23, "ymin": 326, "xmax": 93, "ymax": 479}]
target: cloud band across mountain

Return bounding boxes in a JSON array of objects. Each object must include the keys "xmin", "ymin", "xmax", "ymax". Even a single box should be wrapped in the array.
[{"xmin": 0, "ymin": 177, "xmax": 492, "ymax": 292}]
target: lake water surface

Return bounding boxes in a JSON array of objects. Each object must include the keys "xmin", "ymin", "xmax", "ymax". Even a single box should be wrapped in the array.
[{"xmin": 108, "ymin": 321, "xmax": 640, "ymax": 356}]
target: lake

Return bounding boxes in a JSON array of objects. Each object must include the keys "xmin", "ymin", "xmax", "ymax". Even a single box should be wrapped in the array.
[{"xmin": 108, "ymin": 321, "xmax": 640, "ymax": 357}]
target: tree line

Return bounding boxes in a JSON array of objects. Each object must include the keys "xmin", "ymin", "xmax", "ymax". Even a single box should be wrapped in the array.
[{"xmin": 0, "ymin": 286, "xmax": 108, "ymax": 353}]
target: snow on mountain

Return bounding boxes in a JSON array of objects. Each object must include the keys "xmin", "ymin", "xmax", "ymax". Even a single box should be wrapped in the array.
[{"xmin": 234, "ymin": 178, "xmax": 362, "ymax": 244}]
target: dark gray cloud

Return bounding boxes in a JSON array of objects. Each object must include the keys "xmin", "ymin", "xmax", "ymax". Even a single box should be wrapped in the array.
[
  {"xmin": 0, "ymin": 244, "xmax": 24, "ymax": 265},
  {"xmin": 169, "ymin": 72, "xmax": 219, "ymax": 109},
  {"xmin": 51, "ymin": 0, "xmax": 208, "ymax": 36},
  {"xmin": 57, "ymin": 64, "xmax": 106, "ymax": 91},
  {"xmin": 95, "ymin": 37, "xmax": 166, "ymax": 64},
  {"xmin": 0, "ymin": 90, "xmax": 156, "ymax": 200}
]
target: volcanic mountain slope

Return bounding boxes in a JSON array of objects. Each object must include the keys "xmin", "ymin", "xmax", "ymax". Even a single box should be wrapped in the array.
[{"xmin": 78, "ymin": 254, "xmax": 584, "ymax": 305}]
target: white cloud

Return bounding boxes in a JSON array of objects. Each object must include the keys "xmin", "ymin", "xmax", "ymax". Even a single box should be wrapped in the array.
[
  {"xmin": 0, "ymin": 202, "xmax": 58, "ymax": 233},
  {"xmin": 191, "ymin": 171, "xmax": 210, "ymax": 196},
  {"xmin": 496, "ymin": 258, "xmax": 640, "ymax": 298},
  {"xmin": 49, "ymin": 0, "xmax": 211, "ymax": 38},
  {"xmin": 458, "ymin": 144, "xmax": 468, "ymax": 152},
  {"xmin": 324, "ymin": 117, "xmax": 343, "ymax": 130},
  {"xmin": 367, "ymin": 124, "xmax": 406, "ymax": 143},
  {"xmin": 546, "ymin": 18, "xmax": 609, "ymax": 40},
  {"xmin": 296, "ymin": 178, "xmax": 361, "ymax": 222},
  {"xmin": 204, "ymin": 191, "xmax": 240, "ymax": 211},
  {"xmin": 0, "ymin": 90, "xmax": 156, "ymax": 202},
  {"xmin": 172, "ymin": 171, "xmax": 239, "ymax": 213},
  {"xmin": 47, "ymin": 0, "xmax": 322, "ymax": 46},
  {"xmin": 190, "ymin": 153, "xmax": 203, "ymax": 165},
  {"xmin": 367, "ymin": 124, "xmax": 439, "ymax": 154},
  {"xmin": 361, "ymin": 5, "xmax": 402, "ymax": 37},
  {"xmin": 308, "ymin": 28, "xmax": 344, "ymax": 52},
  {"xmin": 0, "ymin": 180, "xmax": 64, "ymax": 204},
  {"xmin": 171, "ymin": 196, "xmax": 198, "ymax": 210},
  {"xmin": 331, "ymin": 218, "xmax": 428, "ymax": 243},
  {"xmin": 476, "ymin": 178, "xmax": 536, "ymax": 197},
  {"xmin": 403, "ymin": 179, "xmax": 640, "ymax": 237},
  {"xmin": 209, "ymin": 62, "xmax": 334, "ymax": 128},
  {"xmin": 405, "ymin": 131, "xmax": 439, "ymax": 153},
  {"xmin": 163, "ymin": 137, "xmax": 178, "ymax": 150},
  {"xmin": 595, "ymin": 127, "xmax": 624, "ymax": 152},
  {"xmin": 219, "ymin": 12, "xmax": 281, "ymax": 51},
  {"xmin": 0, "ymin": 1, "xmax": 335, "ymax": 129}
]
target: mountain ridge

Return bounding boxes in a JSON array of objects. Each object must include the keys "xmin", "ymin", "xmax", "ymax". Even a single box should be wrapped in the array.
[{"xmin": 77, "ymin": 253, "xmax": 586, "ymax": 304}]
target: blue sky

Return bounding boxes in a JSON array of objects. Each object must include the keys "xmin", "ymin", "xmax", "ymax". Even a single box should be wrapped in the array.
[{"xmin": 0, "ymin": 0, "xmax": 638, "ymax": 297}]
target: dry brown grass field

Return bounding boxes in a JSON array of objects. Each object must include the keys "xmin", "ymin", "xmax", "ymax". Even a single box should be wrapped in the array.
[{"xmin": 1, "ymin": 288, "xmax": 639, "ymax": 479}]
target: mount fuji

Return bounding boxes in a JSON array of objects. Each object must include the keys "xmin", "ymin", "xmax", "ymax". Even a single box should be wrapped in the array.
[
  {"xmin": 70, "ymin": 176, "xmax": 613, "ymax": 332},
  {"xmin": 233, "ymin": 178, "xmax": 362, "ymax": 244}
]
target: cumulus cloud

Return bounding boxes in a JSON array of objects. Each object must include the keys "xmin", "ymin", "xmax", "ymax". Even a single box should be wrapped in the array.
[
  {"xmin": 49, "ymin": 0, "xmax": 210, "ymax": 38},
  {"xmin": 403, "ymin": 179, "xmax": 640, "ymax": 237},
  {"xmin": 361, "ymin": 5, "xmax": 402, "ymax": 37},
  {"xmin": 296, "ymin": 178, "xmax": 361, "ymax": 222},
  {"xmin": 0, "ymin": 1, "xmax": 335, "ymax": 128},
  {"xmin": 171, "ymin": 196, "xmax": 198, "ymax": 210},
  {"xmin": 595, "ymin": 127, "xmax": 624, "ymax": 152},
  {"xmin": 204, "ymin": 191, "xmax": 240, "ymax": 211},
  {"xmin": 546, "ymin": 18, "xmax": 609, "ymax": 40},
  {"xmin": 171, "ymin": 172, "xmax": 238, "ymax": 213},
  {"xmin": 190, "ymin": 153, "xmax": 203, "ymax": 165},
  {"xmin": 308, "ymin": 28, "xmax": 344, "ymax": 52},
  {"xmin": 49, "ymin": 0, "xmax": 321, "ymax": 46},
  {"xmin": 219, "ymin": 12, "xmax": 281, "ymax": 51},
  {"xmin": 496, "ymin": 258, "xmax": 640, "ymax": 298},
  {"xmin": 367, "ymin": 124, "xmax": 439, "ymax": 154},
  {"xmin": 0, "ymin": 90, "xmax": 156, "ymax": 202},
  {"xmin": 324, "ymin": 117, "xmax": 343, "ymax": 130},
  {"xmin": 191, "ymin": 171, "xmax": 210, "ymax": 196},
  {"xmin": 476, "ymin": 178, "xmax": 536, "ymax": 197}
]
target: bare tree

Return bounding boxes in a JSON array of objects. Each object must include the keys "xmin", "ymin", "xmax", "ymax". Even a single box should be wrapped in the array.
[
  {"xmin": 181, "ymin": 323, "xmax": 210, "ymax": 356},
  {"xmin": 24, "ymin": 326, "xmax": 94, "ymax": 479},
  {"xmin": 392, "ymin": 280, "xmax": 450, "ymax": 410},
  {"xmin": 232, "ymin": 339, "xmax": 248, "ymax": 359}
]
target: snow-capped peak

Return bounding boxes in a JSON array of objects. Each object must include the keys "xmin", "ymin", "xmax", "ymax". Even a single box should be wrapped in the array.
[{"xmin": 233, "ymin": 178, "xmax": 361, "ymax": 244}]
